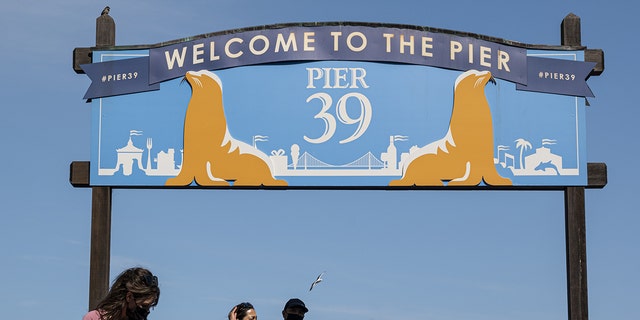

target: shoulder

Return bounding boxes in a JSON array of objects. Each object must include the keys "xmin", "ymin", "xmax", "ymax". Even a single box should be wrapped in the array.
[{"xmin": 82, "ymin": 310, "xmax": 102, "ymax": 320}]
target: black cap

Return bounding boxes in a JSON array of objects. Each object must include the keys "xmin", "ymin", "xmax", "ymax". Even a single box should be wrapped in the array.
[{"xmin": 284, "ymin": 298, "xmax": 308, "ymax": 313}]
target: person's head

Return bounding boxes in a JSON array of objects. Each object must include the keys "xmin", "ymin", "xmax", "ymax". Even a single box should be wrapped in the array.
[
  {"xmin": 229, "ymin": 302, "xmax": 257, "ymax": 320},
  {"xmin": 282, "ymin": 298, "xmax": 308, "ymax": 320},
  {"xmin": 96, "ymin": 267, "xmax": 160, "ymax": 320}
]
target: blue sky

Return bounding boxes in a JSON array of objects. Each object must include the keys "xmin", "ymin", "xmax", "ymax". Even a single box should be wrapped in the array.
[{"xmin": 0, "ymin": 1, "xmax": 637, "ymax": 320}]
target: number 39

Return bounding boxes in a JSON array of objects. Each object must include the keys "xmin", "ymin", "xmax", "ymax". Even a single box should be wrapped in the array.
[{"xmin": 303, "ymin": 92, "xmax": 372, "ymax": 144}]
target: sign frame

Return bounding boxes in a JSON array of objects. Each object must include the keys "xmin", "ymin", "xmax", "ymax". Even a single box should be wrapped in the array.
[
  {"xmin": 79, "ymin": 21, "xmax": 598, "ymax": 189},
  {"xmin": 71, "ymin": 11, "xmax": 606, "ymax": 320}
]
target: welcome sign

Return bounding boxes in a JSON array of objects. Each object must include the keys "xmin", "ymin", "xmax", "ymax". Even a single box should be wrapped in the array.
[{"xmin": 82, "ymin": 22, "xmax": 596, "ymax": 187}]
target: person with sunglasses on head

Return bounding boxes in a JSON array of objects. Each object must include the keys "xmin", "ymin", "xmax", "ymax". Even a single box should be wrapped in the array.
[
  {"xmin": 228, "ymin": 302, "xmax": 257, "ymax": 320},
  {"xmin": 282, "ymin": 298, "xmax": 308, "ymax": 320},
  {"xmin": 82, "ymin": 267, "xmax": 160, "ymax": 320}
]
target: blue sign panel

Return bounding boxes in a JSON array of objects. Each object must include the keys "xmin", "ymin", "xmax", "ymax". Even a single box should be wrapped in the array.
[{"xmin": 84, "ymin": 24, "xmax": 594, "ymax": 187}]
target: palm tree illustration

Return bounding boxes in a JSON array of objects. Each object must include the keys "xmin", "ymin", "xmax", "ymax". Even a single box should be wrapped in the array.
[{"xmin": 514, "ymin": 138, "xmax": 532, "ymax": 169}]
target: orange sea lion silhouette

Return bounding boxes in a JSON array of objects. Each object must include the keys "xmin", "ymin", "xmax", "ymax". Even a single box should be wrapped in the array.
[
  {"xmin": 389, "ymin": 70, "xmax": 512, "ymax": 187},
  {"xmin": 165, "ymin": 70, "xmax": 287, "ymax": 187}
]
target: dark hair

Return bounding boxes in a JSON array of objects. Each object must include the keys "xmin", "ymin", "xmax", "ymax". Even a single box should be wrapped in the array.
[
  {"xmin": 234, "ymin": 302, "xmax": 255, "ymax": 320},
  {"xmin": 95, "ymin": 267, "xmax": 160, "ymax": 320}
]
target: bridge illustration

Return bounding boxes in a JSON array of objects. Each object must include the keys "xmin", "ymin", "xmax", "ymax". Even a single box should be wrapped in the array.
[
  {"xmin": 271, "ymin": 151, "xmax": 402, "ymax": 176},
  {"xmin": 295, "ymin": 151, "xmax": 385, "ymax": 169}
]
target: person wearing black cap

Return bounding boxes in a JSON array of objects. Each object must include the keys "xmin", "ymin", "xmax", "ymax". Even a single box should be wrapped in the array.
[{"xmin": 282, "ymin": 298, "xmax": 308, "ymax": 320}]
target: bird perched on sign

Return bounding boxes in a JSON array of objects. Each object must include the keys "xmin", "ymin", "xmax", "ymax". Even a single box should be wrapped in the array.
[
  {"xmin": 309, "ymin": 272, "xmax": 325, "ymax": 291},
  {"xmin": 101, "ymin": 6, "xmax": 110, "ymax": 15}
]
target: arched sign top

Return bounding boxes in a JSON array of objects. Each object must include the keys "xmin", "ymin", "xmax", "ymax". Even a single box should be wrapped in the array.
[{"xmin": 103, "ymin": 21, "xmax": 588, "ymax": 51}]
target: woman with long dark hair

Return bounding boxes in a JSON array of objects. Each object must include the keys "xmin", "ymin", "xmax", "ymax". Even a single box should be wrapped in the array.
[{"xmin": 82, "ymin": 267, "xmax": 160, "ymax": 320}]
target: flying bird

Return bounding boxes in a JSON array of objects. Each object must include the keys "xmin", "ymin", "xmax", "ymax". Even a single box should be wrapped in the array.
[{"xmin": 309, "ymin": 272, "xmax": 325, "ymax": 291}]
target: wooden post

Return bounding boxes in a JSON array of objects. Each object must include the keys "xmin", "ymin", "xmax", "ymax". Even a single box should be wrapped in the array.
[
  {"xmin": 565, "ymin": 187, "xmax": 589, "ymax": 320},
  {"xmin": 87, "ymin": 7, "xmax": 115, "ymax": 311},
  {"xmin": 561, "ymin": 13, "xmax": 581, "ymax": 46},
  {"xmin": 96, "ymin": 7, "xmax": 115, "ymax": 47},
  {"xmin": 562, "ymin": 13, "xmax": 589, "ymax": 320},
  {"xmin": 88, "ymin": 186, "xmax": 112, "ymax": 310}
]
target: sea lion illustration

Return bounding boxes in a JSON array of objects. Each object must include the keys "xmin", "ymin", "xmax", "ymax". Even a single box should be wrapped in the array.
[
  {"xmin": 165, "ymin": 70, "xmax": 287, "ymax": 187},
  {"xmin": 389, "ymin": 70, "xmax": 512, "ymax": 186}
]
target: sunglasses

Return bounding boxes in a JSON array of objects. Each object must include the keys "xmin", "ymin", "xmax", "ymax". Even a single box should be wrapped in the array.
[{"xmin": 143, "ymin": 275, "xmax": 158, "ymax": 287}]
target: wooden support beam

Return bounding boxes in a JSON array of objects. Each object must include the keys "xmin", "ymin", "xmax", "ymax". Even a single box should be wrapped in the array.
[
  {"xmin": 585, "ymin": 49, "xmax": 605, "ymax": 76},
  {"xmin": 562, "ymin": 14, "xmax": 589, "ymax": 320},
  {"xmin": 88, "ymin": 186, "xmax": 112, "ymax": 310},
  {"xmin": 68, "ymin": 160, "xmax": 111, "ymax": 308},
  {"xmin": 565, "ymin": 187, "xmax": 589, "ymax": 320},
  {"xmin": 87, "ymin": 8, "xmax": 116, "ymax": 312},
  {"xmin": 72, "ymin": 47, "xmax": 92, "ymax": 74},
  {"xmin": 69, "ymin": 161, "xmax": 608, "ymax": 190},
  {"xmin": 586, "ymin": 163, "xmax": 607, "ymax": 189},
  {"xmin": 70, "ymin": 161, "xmax": 90, "ymax": 187}
]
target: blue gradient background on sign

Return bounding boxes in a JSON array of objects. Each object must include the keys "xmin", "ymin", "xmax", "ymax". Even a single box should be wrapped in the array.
[{"xmin": 91, "ymin": 51, "xmax": 586, "ymax": 186}]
